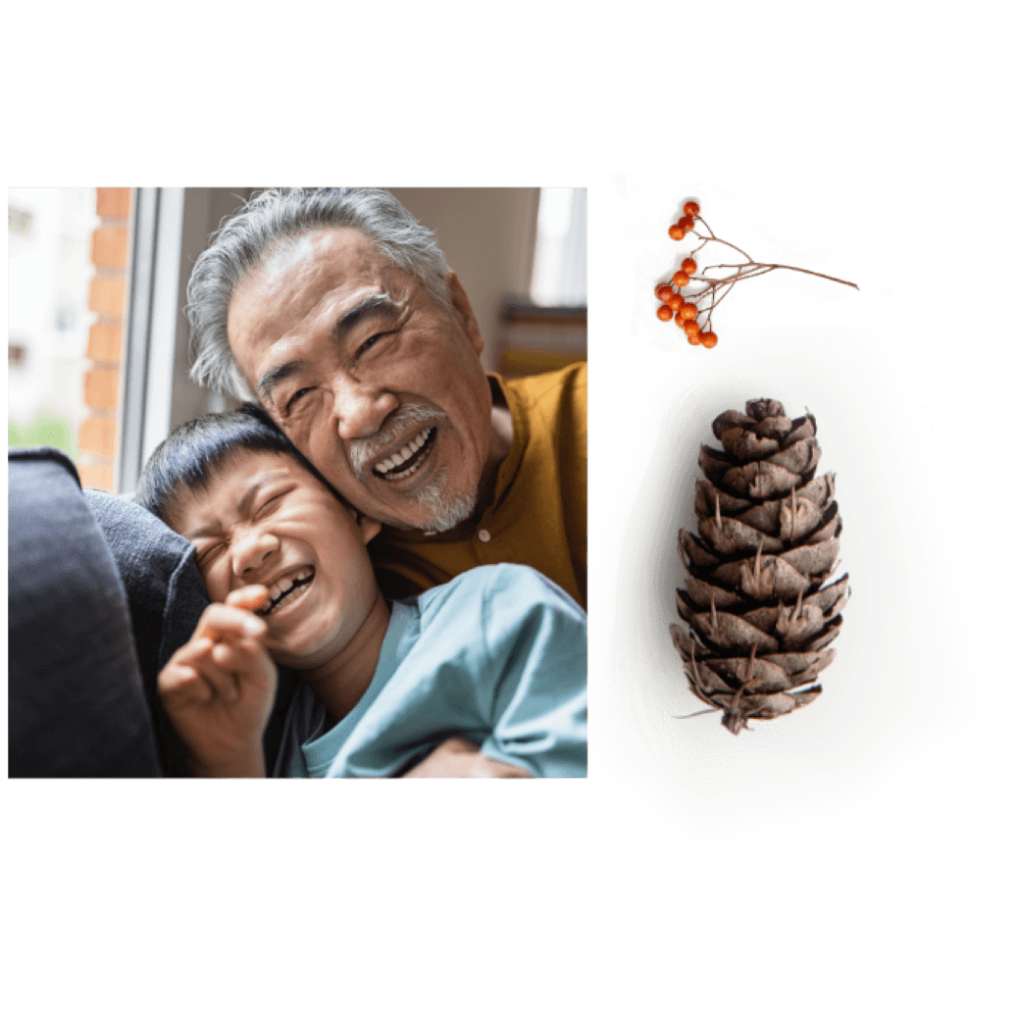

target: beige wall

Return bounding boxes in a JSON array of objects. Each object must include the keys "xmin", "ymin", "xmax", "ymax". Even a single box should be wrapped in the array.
[{"xmin": 389, "ymin": 189, "xmax": 541, "ymax": 372}]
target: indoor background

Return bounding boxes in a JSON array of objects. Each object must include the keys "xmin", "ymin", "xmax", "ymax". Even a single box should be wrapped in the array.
[{"xmin": 8, "ymin": 186, "xmax": 586, "ymax": 493}]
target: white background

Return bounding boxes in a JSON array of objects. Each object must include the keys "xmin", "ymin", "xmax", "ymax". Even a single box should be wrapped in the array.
[
  {"xmin": 589, "ymin": 172, "xmax": 1020, "ymax": 851},
  {"xmin": 9, "ymin": 172, "xmax": 1020, "ymax": 851}
]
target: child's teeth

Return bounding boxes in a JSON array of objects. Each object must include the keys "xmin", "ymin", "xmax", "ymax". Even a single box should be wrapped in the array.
[{"xmin": 259, "ymin": 569, "xmax": 314, "ymax": 616}]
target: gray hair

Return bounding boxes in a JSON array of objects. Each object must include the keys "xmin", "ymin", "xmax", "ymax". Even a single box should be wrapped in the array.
[{"xmin": 187, "ymin": 188, "xmax": 451, "ymax": 400}]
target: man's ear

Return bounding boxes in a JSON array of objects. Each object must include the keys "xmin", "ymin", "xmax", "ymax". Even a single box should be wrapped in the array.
[{"xmin": 446, "ymin": 270, "xmax": 484, "ymax": 357}]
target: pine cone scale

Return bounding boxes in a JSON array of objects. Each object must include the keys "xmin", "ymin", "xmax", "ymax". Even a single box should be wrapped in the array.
[
  {"xmin": 779, "ymin": 537, "xmax": 840, "ymax": 578},
  {"xmin": 767, "ymin": 438, "xmax": 820, "ymax": 476}
]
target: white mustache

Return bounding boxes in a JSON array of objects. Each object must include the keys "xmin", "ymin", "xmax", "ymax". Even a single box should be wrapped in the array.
[{"xmin": 348, "ymin": 402, "xmax": 446, "ymax": 479}]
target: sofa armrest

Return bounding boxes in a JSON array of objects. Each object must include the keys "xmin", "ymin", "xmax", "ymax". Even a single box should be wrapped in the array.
[{"xmin": 8, "ymin": 448, "xmax": 162, "ymax": 777}]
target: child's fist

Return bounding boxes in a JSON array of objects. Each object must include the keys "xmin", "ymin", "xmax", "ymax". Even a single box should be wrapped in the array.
[{"xmin": 158, "ymin": 585, "xmax": 277, "ymax": 776}]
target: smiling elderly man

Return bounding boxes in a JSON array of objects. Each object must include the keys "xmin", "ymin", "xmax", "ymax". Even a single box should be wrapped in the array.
[{"xmin": 187, "ymin": 188, "xmax": 586, "ymax": 609}]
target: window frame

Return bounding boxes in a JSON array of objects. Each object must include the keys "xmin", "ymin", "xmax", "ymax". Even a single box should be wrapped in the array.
[{"xmin": 118, "ymin": 188, "xmax": 247, "ymax": 493}]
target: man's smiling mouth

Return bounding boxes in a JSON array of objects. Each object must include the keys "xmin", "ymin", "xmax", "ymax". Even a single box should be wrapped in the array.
[{"xmin": 372, "ymin": 426, "xmax": 437, "ymax": 482}]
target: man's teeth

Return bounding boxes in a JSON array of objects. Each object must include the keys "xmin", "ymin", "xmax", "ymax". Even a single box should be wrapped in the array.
[
  {"xmin": 374, "ymin": 427, "xmax": 433, "ymax": 477},
  {"xmin": 257, "ymin": 568, "xmax": 314, "ymax": 616}
]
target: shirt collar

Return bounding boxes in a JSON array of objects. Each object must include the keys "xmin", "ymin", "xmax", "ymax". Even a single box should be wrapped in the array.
[{"xmin": 487, "ymin": 372, "xmax": 527, "ymax": 515}]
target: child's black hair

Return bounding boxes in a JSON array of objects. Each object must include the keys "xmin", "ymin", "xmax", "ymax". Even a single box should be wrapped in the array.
[{"xmin": 136, "ymin": 403, "xmax": 349, "ymax": 524}]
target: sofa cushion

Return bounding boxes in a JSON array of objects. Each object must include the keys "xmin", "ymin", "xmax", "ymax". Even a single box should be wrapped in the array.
[
  {"xmin": 84, "ymin": 488, "xmax": 210, "ymax": 776},
  {"xmin": 84, "ymin": 487, "xmax": 300, "ymax": 776},
  {"xmin": 8, "ymin": 447, "xmax": 161, "ymax": 777}
]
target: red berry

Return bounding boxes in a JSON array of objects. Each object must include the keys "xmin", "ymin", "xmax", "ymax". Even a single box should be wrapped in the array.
[
  {"xmin": 656, "ymin": 284, "xmax": 673, "ymax": 302},
  {"xmin": 681, "ymin": 257, "xmax": 697, "ymax": 274},
  {"xmin": 672, "ymin": 271, "xmax": 689, "ymax": 287},
  {"xmin": 684, "ymin": 201, "xmax": 700, "ymax": 217},
  {"xmin": 679, "ymin": 303, "xmax": 698, "ymax": 320},
  {"xmin": 657, "ymin": 305, "xmax": 674, "ymax": 321},
  {"xmin": 668, "ymin": 224, "xmax": 685, "ymax": 240},
  {"xmin": 678, "ymin": 216, "xmax": 694, "ymax": 231},
  {"xmin": 683, "ymin": 320, "xmax": 700, "ymax": 337},
  {"xmin": 700, "ymin": 331, "xmax": 718, "ymax": 348}
]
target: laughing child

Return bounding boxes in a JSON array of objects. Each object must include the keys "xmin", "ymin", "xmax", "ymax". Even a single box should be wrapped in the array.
[{"xmin": 136, "ymin": 408, "xmax": 586, "ymax": 778}]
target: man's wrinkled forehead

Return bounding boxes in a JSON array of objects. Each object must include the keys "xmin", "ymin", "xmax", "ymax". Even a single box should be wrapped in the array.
[
  {"xmin": 258, "ymin": 232, "xmax": 320, "ymax": 277},
  {"xmin": 229, "ymin": 226, "xmax": 406, "ymax": 349},
  {"xmin": 254, "ymin": 225, "xmax": 387, "ymax": 285}
]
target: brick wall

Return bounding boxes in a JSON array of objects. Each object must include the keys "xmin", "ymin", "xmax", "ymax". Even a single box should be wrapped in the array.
[{"xmin": 77, "ymin": 188, "xmax": 131, "ymax": 490}]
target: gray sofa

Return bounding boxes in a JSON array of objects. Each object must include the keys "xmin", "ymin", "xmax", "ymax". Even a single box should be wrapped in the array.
[{"xmin": 8, "ymin": 446, "xmax": 295, "ymax": 777}]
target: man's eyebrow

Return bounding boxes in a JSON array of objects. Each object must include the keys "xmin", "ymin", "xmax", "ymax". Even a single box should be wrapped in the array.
[
  {"xmin": 257, "ymin": 360, "xmax": 306, "ymax": 404},
  {"xmin": 331, "ymin": 292, "xmax": 400, "ymax": 341},
  {"xmin": 182, "ymin": 471, "xmax": 290, "ymax": 540}
]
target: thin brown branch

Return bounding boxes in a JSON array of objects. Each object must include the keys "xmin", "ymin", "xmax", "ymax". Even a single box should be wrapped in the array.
[
  {"xmin": 684, "ymin": 264, "xmax": 774, "ymax": 296},
  {"xmin": 657, "ymin": 202, "xmax": 858, "ymax": 349},
  {"xmin": 686, "ymin": 264, "xmax": 767, "ymax": 310},
  {"xmin": 701, "ymin": 275, "xmax": 742, "ymax": 318},
  {"xmin": 707, "ymin": 262, "xmax": 859, "ymax": 290},
  {"xmin": 694, "ymin": 218, "xmax": 754, "ymax": 262}
]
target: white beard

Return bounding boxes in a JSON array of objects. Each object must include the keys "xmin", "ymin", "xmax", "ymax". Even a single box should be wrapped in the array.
[
  {"xmin": 409, "ymin": 472, "xmax": 478, "ymax": 533},
  {"xmin": 349, "ymin": 401, "xmax": 478, "ymax": 532}
]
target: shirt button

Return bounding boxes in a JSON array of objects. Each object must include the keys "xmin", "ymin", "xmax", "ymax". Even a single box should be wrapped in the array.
[{"xmin": 478, "ymin": 529, "xmax": 492, "ymax": 543}]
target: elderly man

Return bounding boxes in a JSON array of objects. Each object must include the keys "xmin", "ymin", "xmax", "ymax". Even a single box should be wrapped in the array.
[{"xmin": 186, "ymin": 188, "xmax": 586, "ymax": 608}]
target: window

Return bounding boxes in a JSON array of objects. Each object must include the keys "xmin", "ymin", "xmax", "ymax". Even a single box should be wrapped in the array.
[
  {"xmin": 7, "ymin": 187, "xmax": 120, "ymax": 486},
  {"xmin": 496, "ymin": 188, "xmax": 587, "ymax": 379},
  {"xmin": 530, "ymin": 188, "xmax": 587, "ymax": 306},
  {"xmin": 8, "ymin": 188, "xmax": 588, "ymax": 492}
]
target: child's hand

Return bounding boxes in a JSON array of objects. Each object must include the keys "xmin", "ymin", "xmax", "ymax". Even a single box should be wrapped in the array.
[{"xmin": 158, "ymin": 585, "xmax": 276, "ymax": 777}]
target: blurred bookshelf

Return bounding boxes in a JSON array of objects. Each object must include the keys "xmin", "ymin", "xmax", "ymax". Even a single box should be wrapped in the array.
[{"xmin": 495, "ymin": 296, "xmax": 587, "ymax": 379}]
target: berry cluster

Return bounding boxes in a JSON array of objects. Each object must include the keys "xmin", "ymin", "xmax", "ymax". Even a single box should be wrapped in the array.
[
  {"xmin": 654, "ymin": 199, "xmax": 858, "ymax": 350},
  {"xmin": 656, "ymin": 200, "xmax": 717, "ymax": 347}
]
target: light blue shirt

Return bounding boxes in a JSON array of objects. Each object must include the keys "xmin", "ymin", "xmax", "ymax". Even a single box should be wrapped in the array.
[{"xmin": 274, "ymin": 564, "xmax": 587, "ymax": 778}]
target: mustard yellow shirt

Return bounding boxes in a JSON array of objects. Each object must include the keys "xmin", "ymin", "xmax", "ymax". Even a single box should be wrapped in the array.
[{"xmin": 370, "ymin": 362, "xmax": 587, "ymax": 609}]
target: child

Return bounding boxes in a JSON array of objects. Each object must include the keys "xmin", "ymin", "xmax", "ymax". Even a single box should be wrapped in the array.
[{"xmin": 136, "ymin": 408, "xmax": 587, "ymax": 778}]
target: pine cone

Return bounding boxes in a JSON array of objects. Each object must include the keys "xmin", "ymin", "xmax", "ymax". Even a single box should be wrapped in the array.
[{"xmin": 672, "ymin": 398, "xmax": 849, "ymax": 734}]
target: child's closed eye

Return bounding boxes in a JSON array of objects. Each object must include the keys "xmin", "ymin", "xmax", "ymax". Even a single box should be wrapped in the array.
[
  {"xmin": 256, "ymin": 495, "xmax": 282, "ymax": 516},
  {"xmin": 195, "ymin": 542, "xmax": 224, "ymax": 565}
]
